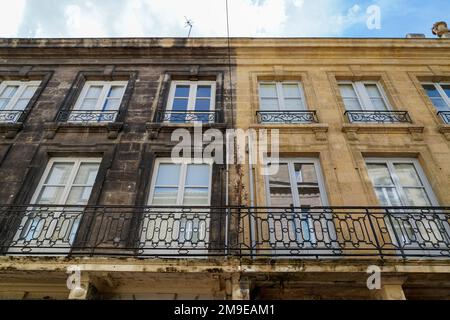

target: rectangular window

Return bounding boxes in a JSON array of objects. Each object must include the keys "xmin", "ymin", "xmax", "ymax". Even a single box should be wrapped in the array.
[
  {"xmin": 365, "ymin": 158, "xmax": 437, "ymax": 207},
  {"xmin": 338, "ymin": 81, "xmax": 389, "ymax": 111},
  {"xmin": 0, "ymin": 81, "xmax": 41, "ymax": 123},
  {"xmin": 9, "ymin": 158, "xmax": 101, "ymax": 255},
  {"xmin": 266, "ymin": 158, "xmax": 327, "ymax": 207},
  {"xmin": 259, "ymin": 82, "xmax": 306, "ymax": 111},
  {"xmin": 422, "ymin": 83, "xmax": 450, "ymax": 123},
  {"xmin": 166, "ymin": 81, "xmax": 216, "ymax": 123},
  {"xmin": 69, "ymin": 81, "xmax": 127, "ymax": 123}
]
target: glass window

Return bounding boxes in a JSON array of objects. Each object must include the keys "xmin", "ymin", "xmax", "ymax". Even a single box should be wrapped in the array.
[
  {"xmin": 259, "ymin": 82, "xmax": 305, "ymax": 112},
  {"xmin": 149, "ymin": 160, "xmax": 211, "ymax": 206},
  {"xmin": 422, "ymin": 83, "xmax": 450, "ymax": 112},
  {"xmin": 0, "ymin": 81, "xmax": 40, "ymax": 123},
  {"xmin": 338, "ymin": 81, "xmax": 389, "ymax": 111}
]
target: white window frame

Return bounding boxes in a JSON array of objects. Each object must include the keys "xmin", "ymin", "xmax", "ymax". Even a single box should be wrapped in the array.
[
  {"xmin": 73, "ymin": 81, "xmax": 128, "ymax": 112},
  {"xmin": 31, "ymin": 157, "xmax": 102, "ymax": 205},
  {"xmin": 258, "ymin": 81, "xmax": 307, "ymax": 111},
  {"xmin": 365, "ymin": 158, "xmax": 439, "ymax": 207},
  {"xmin": 338, "ymin": 81, "xmax": 391, "ymax": 111},
  {"xmin": 166, "ymin": 81, "xmax": 216, "ymax": 113},
  {"xmin": 147, "ymin": 158, "xmax": 213, "ymax": 207},
  {"xmin": 421, "ymin": 82, "xmax": 450, "ymax": 111},
  {"xmin": 264, "ymin": 157, "xmax": 328, "ymax": 207},
  {"xmin": 0, "ymin": 80, "xmax": 41, "ymax": 111}
]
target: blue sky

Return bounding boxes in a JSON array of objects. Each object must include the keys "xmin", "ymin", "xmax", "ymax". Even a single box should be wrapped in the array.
[{"xmin": 0, "ymin": 0, "xmax": 448, "ymax": 38}]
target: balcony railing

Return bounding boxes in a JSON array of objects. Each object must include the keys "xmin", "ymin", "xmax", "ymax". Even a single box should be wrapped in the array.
[
  {"xmin": 0, "ymin": 205, "xmax": 449, "ymax": 259},
  {"xmin": 438, "ymin": 111, "xmax": 450, "ymax": 124},
  {"xmin": 345, "ymin": 110, "xmax": 412, "ymax": 123},
  {"xmin": 257, "ymin": 111, "xmax": 318, "ymax": 124},
  {"xmin": 0, "ymin": 111, "xmax": 24, "ymax": 123},
  {"xmin": 158, "ymin": 110, "xmax": 221, "ymax": 123},
  {"xmin": 57, "ymin": 110, "xmax": 119, "ymax": 123}
]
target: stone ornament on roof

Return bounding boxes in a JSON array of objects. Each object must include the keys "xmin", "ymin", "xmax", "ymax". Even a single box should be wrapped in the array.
[{"xmin": 432, "ymin": 21, "xmax": 450, "ymax": 38}]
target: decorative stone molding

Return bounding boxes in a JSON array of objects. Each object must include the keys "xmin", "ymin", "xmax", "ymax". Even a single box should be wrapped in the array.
[
  {"xmin": 432, "ymin": 21, "xmax": 450, "ymax": 38},
  {"xmin": 342, "ymin": 123, "xmax": 425, "ymax": 142},
  {"xmin": 250, "ymin": 123, "xmax": 329, "ymax": 142},
  {"xmin": 43, "ymin": 121, "xmax": 123, "ymax": 140},
  {"xmin": 0, "ymin": 123, "xmax": 23, "ymax": 139},
  {"xmin": 438, "ymin": 124, "xmax": 450, "ymax": 141}
]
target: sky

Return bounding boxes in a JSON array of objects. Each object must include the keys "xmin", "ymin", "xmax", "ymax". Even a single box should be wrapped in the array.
[{"xmin": 0, "ymin": 0, "xmax": 448, "ymax": 39}]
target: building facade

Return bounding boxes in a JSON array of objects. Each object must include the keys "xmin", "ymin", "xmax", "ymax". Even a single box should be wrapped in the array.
[{"xmin": 0, "ymin": 37, "xmax": 449, "ymax": 300}]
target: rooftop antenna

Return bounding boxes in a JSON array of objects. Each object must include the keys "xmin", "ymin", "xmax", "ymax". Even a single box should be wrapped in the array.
[{"xmin": 184, "ymin": 16, "xmax": 194, "ymax": 38}]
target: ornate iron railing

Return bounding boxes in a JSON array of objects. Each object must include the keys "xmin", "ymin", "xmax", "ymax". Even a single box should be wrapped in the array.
[
  {"xmin": 257, "ymin": 111, "xmax": 318, "ymax": 124},
  {"xmin": 345, "ymin": 110, "xmax": 412, "ymax": 123},
  {"xmin": 0, "ymin": 111, "xmax": 24, "ymax": 123},
  {"xmin": 158, "ymin": 110, "xmax": 221, "ymax": 123},
  {"xmin": 438, "ymin": 111, "xmax": 450, "ymax": 124},
  {"xmin": 0, "ymin": 205, "xmax": 449, "ymax": 259},
  {"xmin": 57, "ymin": 110, "xmax": 118, "ymax": 123}
]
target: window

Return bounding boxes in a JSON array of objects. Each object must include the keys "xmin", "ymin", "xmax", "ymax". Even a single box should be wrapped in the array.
[
  {"xmin": 339, "ymin": 81, "xmax": 389, "ymax": 111},
  {"xmin": 32, "ymin": 158, "xmax": 101, "ymax": 206},
  {"xmin": 365, "ymin": 158, "xmax": 438, "ymax": 207},
  {"xmin": 69, "ymin": 81, "xmax": 127, "ymax": 123},
  {"xmin": 259, "ymin": 82, "xmax": 306, "ymax": 111},
  {"xmin": 0, "ymin": 81, "xmax": 41, "ymax": 123},
  {"xmin": 9, "ymin": 158, "xmax": 101, "ymax": 254},
  {"xmin": 422, "ymin": 83, "xmax": 450, "ymax": 123},
  {"xmin": 148, "ymin": 159, "xmax": 212, "ymax": 206},
  {"xmin": 166, "ymin": 81, "xmax": 216, "ymax": 123}
]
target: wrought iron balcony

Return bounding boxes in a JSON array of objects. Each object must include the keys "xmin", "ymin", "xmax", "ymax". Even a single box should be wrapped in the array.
[
  {"xmin": 57, "ymin": 110, "xmax": 119, "ymax": 123},
  {"xmin": 438, "ymin": 111, "xmax": 450, "ymax": 124},
  {"xmin": 0, "ymin": 111, "xmax": 24, "ymax": 123},
  {"xmin": 257, "ymin": 111, "xmax": 319, "ymax": 124},
  {"xmin": 345, "ymin": 110, "xmax": 412, "ymax": 123},
  {"xmin": 0, "ymin": 205, "xmax": 449, "ymax": 259},
  {"xmin": 157, "ymin": 110, "xmax": 221, "ymax": 123}
]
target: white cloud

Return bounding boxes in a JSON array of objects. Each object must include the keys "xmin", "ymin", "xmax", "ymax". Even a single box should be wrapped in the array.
[
  {"xmin": 63, "ymin": 3, "xmax": 108, "ymax": 37},
  {"xmin": 0, "ymin": 0, "xmax": 26, "ymax": 37}
]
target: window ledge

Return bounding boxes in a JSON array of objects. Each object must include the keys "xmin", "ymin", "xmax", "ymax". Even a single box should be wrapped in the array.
[
  {"xmin": 249, "ymin": 123, "xmax": 329, "ymax": 141},
  {"xmin": 146, "ymin": 122, "xmax": 228, "ymax": 140},
  {"xmin": 44, "ymin": 122, "xmax": 123, "ymax": 140},
  {"xmin": 342, "ymin": 123, "xmax": 425, "ymax": 141},
  {"xmin": 0, "ymin": 122, "xmax": 23, "ymax": 139},
  {"xmin": 438, "ymin": 124, "xmax": 450, "ymax": 141}
]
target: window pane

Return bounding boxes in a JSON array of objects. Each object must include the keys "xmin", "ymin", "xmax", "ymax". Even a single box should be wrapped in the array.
[
  {"xmin": 339, "ymin": 84, "xmax": 358, "ymax": 97},
  {"xmin": 367, "ymin": 164, "xmax": 394, "ymax": 186},
  {"xmin": 152, "ymin": 187, "xmax": 178, "ymax": 205},
  {"xmin": 107, "ymin": 86, "xmax": 125, "ymax": 98},
  {"xmin": 370, "ymin": 98, "xmax": 387, "ymax": 110},
  {"xmin": 44, "ymin": 163, "xmax": 74, "ymax": 185},
  {"xmin": 85, "ymin": 86, "xmax": 103, "ymax": 98},
  {"xmin": 195, "ymin": 99, "xmax": 210, "ymax": 111},
  {"xmin": 365, "ymin": 84, "xmax": 383, "ymax": 98},
  {"xmin": 0, "ymin": 98, "xmax": 8, "ymax": 109},
  {"xmin": 260, "ymin": 84, "xmax": 277, "ymax": 98},
  {"xmin": 156, "ymin": 164, "xmax": 180, "ymax": 186},
  {"xmin": 185, "ymin": 164, "xmax": 210, "ymax": 186},
  {"xmin": 374, "ymin": 187, "xmax": 402, "ymax": 206},
  {"xmin": 260, "ymin": 98, "xmax": 279, "ymax": 111},
  {"xmin": 403, "ymin": 188, "xmax": 431, "ymax": 206},
  {"xmin": 0, "ymin": 86, "xmax": 19, "ymax": 99},
  {"xmin": 66, "ymin": 186, "xmax": 93, "ymax": 205},
  {"xmin": 269, "ymin": 164, "xmax": 293, "ymax": 206},
  {"xmin": 74, "ymin": 163, "xmax": 100, "ymax": 185},
  {"xmin": 430, "ymin": 97, "xmax": 449, "ymax": 111},
  {"xmin": 442, "ymin": 85, "xmax": 450, "ymax": 98},
  {"xmin": 343, "ymin": 98, "xmax": 362, "ymax": 110},
  {"xmin": 103, "ymin": 98, "xmax": 121, "ymax": 111},
  {"xmin": 196, "ymin": 86, "xmax": 211, "ymax": 98},
  {"xmin": 294, "ymin": 163, "xmax": 322, "ymax": 207},
  {"xmin": 13, "ymin": 99, "xmax": 29, "ymax": 110},
  {"xmin": 393, "ymin": 163, "xmax": 423, "ymax": 187},
  {"xmin": 80, "ymin": 98, "xmax": 98, "ymax": 109},
  {"xmin": 20, "ymin": 86, "xmax": 38, "ymax": 99},
  {"xmin": 284, "ymin": 98, "xmax": 303, "ymax": 110},
  {"xmin": 183, "ymin": 188, "xmax": 209, "ymax": 205},
  {"xmin": 172, "ymin": 98, "xmax": 189, "ymax": 110},
  {"xmin": 422, "ymin": 84, "xmax": 441, "ymax": 98},
  {"xmin": 282, "ymin": 84, "xmax": 301, "ymax": 98},
  {"xmin": 175, "ymin": 85, "xmax": 190, "ymax": 98},
  {"xmin": 36, "ymin": 186, "xmax": 65, "ymax": 204}
]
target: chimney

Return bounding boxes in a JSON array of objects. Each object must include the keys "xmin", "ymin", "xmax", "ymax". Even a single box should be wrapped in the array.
[
  {"xmin": 432, "ymin": 21, "xmax": 450, "ymax": 38},
  {"xmin": 406, "ymin": 33, "xmax": 426, "ymax": 39}
]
